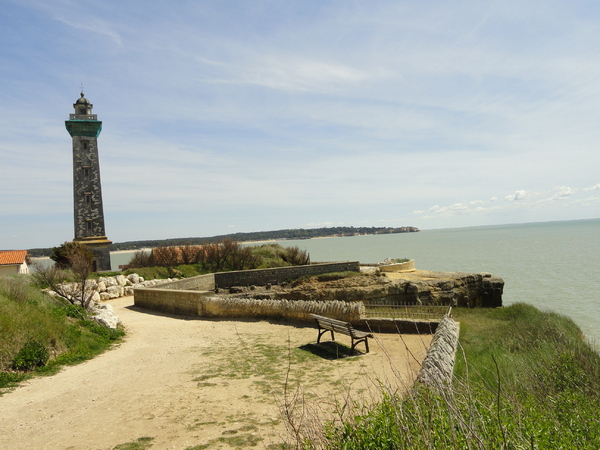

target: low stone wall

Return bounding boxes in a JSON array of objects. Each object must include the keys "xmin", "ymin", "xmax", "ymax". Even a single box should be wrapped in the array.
[
  {"xmin": 134, "ymin": 262, "xmax": 361, "ymax": 318},
  {"xmin": 201, "ymin": 297, "xmax": 364, "ymax": 322},
  {"xmin": 213, "ymin": 261, "xmax": 360, "ymax": 289},
  {"xmin": 134, "ymin": 287, "xmax": 214, "ymax": 316},
  {"xmin": 134, "ymin": 287, "xmax": 365, "ymax": 323},
  {"xmin": 154, "ymin": 274, "xmax": 215, "ymax": 291},
  {"xmin": 379, "ymin": 259, "xmax": 415, "ymax": 273},
  {"xmin": 415, "ymin": 315, "xmax": 460, "ymax": 388}
]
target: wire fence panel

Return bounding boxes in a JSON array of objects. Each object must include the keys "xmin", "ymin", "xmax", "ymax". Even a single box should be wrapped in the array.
[{"xmin": 363, "ymin": 303, "xmax": 450, "ymax": 320}]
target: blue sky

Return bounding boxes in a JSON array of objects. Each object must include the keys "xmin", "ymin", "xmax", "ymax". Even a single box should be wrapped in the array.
[{"xmin": 1, "ymin": 0, "xmax": 599, "ymax": 249}]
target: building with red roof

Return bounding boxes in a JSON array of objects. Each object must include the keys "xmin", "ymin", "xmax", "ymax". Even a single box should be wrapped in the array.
[{"xmin": 0, "ymin": 250, "xmax": 30, "ymax": 275}]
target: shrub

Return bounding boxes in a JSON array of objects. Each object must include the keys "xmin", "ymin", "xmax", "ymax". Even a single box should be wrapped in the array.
[
  {"xmin": 11, "ymin": 340, "xmax": 49, "ymax": 371},
  {"xmin": 127, "ymin": 241, "xmax": 309, "ymax": 274},
  {"xmin": 49, "ymin": 241, "xmax": 94, "ymax": 270}
]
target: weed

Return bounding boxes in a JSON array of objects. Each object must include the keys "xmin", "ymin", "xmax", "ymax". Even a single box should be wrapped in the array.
[
  {"xmin": 11, "ymin": 340, "xmax": 49, "ymax": 371},
  {"xmin": 113, "ymin": 436, "xmax": 154, "ymax": 450}
]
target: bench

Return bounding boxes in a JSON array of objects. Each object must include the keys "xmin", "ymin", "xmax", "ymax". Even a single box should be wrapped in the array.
[{"xmin": 310, "ymin": 314, "xmax": 374, "ymax": 354}]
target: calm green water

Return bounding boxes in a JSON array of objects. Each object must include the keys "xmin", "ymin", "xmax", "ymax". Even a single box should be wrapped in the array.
[{"xmin": 110, "ymin": 218, "xmax": 600, "ymax": 342}]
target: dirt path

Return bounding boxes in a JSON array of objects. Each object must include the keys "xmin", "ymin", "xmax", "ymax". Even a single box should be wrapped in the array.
[{"xmin": 0, "ymin": 297, "xmax": 432, "ymax": 449}]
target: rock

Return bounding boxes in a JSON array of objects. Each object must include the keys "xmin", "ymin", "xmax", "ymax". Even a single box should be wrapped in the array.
[
  {"xmin": 97, "ymin": 281, "xmax": 107, "ymax": 292},
  {"xmin": 127, "ymin": 273, "xmax": 140, "ymax": 284},
  {"xmin": 106, "ymin": 286, "xmax": 122, "ymax": 299},
  {"xmin": 90, "ymin": 302, "xmax": 120, "ymax": 329},
  {"xmin": 105, "ymin": 277, "xmax": 118, "ymax": 287},
  {"xmin": 115, "ymin": 275, "xmax": 127, "ymax": 286},
  {"xmin": 253, "ymin": 270, "xmax": 503, "ymax": 308}
]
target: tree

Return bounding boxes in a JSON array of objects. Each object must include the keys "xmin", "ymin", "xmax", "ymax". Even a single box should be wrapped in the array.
[
  {"xmin": 34, "ymin": 241, "xmax": 96, "ymax": 310},
  {"xmin": 50, "ymin": 241, "xmax": 94, "ymax": 270}
]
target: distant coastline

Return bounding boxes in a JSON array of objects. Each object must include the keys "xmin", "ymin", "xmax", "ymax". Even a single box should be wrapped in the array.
[{"xmin": 27, "ymin": 226, "xmax": 419, "ymax": 257}]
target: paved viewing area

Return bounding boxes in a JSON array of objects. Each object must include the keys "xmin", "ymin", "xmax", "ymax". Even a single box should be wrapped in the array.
[{"xmin": 0, "ymin": 296, "xmax": 432, "ymax": 449}]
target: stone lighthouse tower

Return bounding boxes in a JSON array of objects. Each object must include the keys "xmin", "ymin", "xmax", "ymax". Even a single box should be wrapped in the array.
[{"xmin": 65, "ymin": 92, "xmax": 112, "ymax": 271}]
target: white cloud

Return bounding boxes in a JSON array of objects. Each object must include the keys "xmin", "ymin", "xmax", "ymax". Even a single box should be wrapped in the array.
[
  {"xmin": 415, "ymin": 184, "xmax": 600, "ymax": 223},
  {"xmin": 505, "ymin": 190, "xmax": 529, "ymax": 201},
  {"xmin": 583, "ymin": 184, "xmax": 600, "ymax": 191},
  {"xmin": 54, "ymin": 14, "xmax": 123, "ymax": 46}
]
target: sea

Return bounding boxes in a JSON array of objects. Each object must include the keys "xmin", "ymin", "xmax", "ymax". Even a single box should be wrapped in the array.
[{"xmin": 111, "ymin": 218, "xmax": 599, "ymax": 343}]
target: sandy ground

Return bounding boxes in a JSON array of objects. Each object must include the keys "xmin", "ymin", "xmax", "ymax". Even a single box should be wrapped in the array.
[{"xmin": 0, "ymin": 296, "xmax": 432, "ymax": 449}]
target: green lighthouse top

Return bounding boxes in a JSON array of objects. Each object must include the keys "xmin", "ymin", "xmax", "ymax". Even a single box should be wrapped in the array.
[{"xmin": 65, "ymin": 91, "xmax": 102, "ymax": 137}]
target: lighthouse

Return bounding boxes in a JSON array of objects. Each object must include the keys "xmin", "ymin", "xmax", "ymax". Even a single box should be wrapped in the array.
[{"xmin": 65, "ymin": 92, "xmax": 112, "ymax": 271}]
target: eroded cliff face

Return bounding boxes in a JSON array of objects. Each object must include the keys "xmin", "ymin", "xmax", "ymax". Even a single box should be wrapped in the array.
[{"xmin": 225, "ymin": 270, "xmax": 503, "ymax": 308}]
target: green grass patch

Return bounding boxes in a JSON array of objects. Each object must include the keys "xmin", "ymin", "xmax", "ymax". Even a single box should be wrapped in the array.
[
  {"xmin": 190, "ymin": 336, "xmax": 360, "ymax": 403},
  {"xmin": 0, "ymin": 276, "xmax": 124, "ymax": 392},
  {"xmin": 324, "ymin": 303, "xmax": 600, "ymax": 449},
  {"xmin": 113, "ymin": 436, "xmax": 154, "ymax": 450},
  {"xmin": 291, "ymin": 271, "xmax": 363, "ymax": 287}
]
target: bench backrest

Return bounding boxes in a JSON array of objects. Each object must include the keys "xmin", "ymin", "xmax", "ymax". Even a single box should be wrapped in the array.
[{"xmin": 311, "ymin": 314, "xmax": 356, "ymax": 336}]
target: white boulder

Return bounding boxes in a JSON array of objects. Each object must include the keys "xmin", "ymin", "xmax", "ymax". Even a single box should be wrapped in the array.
[{"xmin": 90, "ymin": 302, "xmax": 120, "ymax": 329}]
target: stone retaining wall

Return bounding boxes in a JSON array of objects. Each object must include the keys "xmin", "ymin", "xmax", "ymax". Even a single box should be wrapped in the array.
[
  {"xmin": 201, "ymin": 297, "xmax": 364, "ymax": 322},
  {"xmin": 154, "ymin": 274, "xmax": 215, "ymax": 291},
  {"xmin": 415, "ymin": 315, "xmax": 460, "ymax": 388},
  {"xmin": 133, "ymin": 287, "xmax": 214, "ymax": 316},
  {"xmin": 213, "ymin": 261, "xmax": 360, "ymax": 289},
  {"xmin": 134, "ymin": 288, "xmax": 365, "ymax": 323}
]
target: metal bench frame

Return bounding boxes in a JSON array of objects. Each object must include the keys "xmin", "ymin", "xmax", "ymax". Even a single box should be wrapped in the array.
[{"xmin": 310, "ymin": 313, "xmax": 374, "ymax": 353}]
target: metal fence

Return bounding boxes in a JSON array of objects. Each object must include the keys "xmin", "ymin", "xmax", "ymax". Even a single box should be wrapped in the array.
[{"xmin": 363, "ymin": 303, "xmax": 451, "ymax": 320}]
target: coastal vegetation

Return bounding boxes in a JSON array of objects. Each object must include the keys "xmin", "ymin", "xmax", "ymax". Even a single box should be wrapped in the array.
[
  {"xmin": 315, "ymin": 303, "xmax": 600, "ymax": 449},
  {"xmin": 26, "ymin": 226, "xmax": 419, "ymax": 257},
  {"xmin": 0, "ymin": 275, "xmax": 124, "ymax": 392},
  {"xmin": 124, "ymin": 241, "xmax": 311, "ymax": 279}
]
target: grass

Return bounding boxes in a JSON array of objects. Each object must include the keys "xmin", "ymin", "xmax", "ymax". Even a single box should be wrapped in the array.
[
  {"xmin": 318, "ymin": 303, "xmax": 600, "ymax": 449},
  {"xmin": 0, "ymin": 275, "xmax": 124, "ymax": 392},
  {"xmin": 190, "ymin": 336, "xmax": 347, "ymax": 400},
  {"xmin": 291, "ymin": 271, "xmax": 364, "ymax": 287},
  {"xmin": 113, "ymin": 437, "xmax": 154, "ymax": 450}
]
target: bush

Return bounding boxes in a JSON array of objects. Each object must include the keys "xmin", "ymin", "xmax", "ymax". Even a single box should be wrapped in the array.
[
  {"xmin": 11, "ymin": 340, "xmax": 49, "ymax": 371},
  {"xmin": 126, "ymin": 241, "xmax": 311, "ymax": 275}
]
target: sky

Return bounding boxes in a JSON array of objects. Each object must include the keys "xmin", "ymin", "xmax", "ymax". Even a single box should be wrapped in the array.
[{"xmin": 1, "ymin": 0, "xmax": 599, "ymax": 250}]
